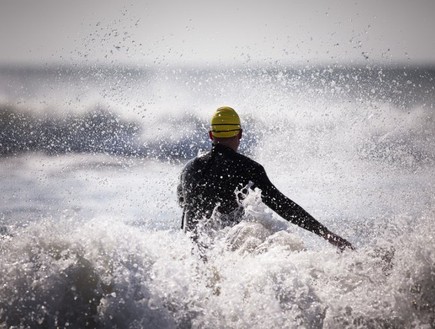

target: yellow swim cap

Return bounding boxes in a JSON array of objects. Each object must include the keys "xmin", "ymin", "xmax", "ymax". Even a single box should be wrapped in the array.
[{"xmin": 210, "ymin": 106, "xmax": 241, "ymax": 138}]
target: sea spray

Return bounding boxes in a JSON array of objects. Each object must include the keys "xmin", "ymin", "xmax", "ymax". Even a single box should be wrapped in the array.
[
  {"xmin": 1, "ymin": 64, "xmax": 434, "ymax": 328},
  {"xmin": 1, "ymin": 201, "xmax": 434, "ymax": 328}
]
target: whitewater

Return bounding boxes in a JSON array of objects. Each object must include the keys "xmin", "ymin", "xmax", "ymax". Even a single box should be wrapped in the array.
[{"xmin": 0, "ymin": 65, "xmax": 434, "ymax": 328}]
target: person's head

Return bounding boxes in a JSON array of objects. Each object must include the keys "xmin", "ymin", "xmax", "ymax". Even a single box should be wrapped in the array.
[{"xmin": 209, "ymin": 106, "xmax": 243, "ymax": 152}]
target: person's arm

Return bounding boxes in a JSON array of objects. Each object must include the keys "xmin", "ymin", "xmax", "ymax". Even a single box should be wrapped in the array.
[
  {"xmin": 256, "ymin": 167, "xmax": 354, "ymax": 251},
  {"xmin": 318, "ymin": 229, "xmax": 354, "ymax": 251},
  {"xmin": 177, "ymin": 181, "xmax": 184, "ymax": 207}
]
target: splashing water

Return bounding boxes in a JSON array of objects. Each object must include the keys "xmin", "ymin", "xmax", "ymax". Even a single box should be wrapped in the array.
[
  {"xmin": 1, "ymin": 193, "xmax": 434, "ymax": 328},
  {"xmin": 0, "ymin": 65, "xmax": 434, "ymax": 328}
]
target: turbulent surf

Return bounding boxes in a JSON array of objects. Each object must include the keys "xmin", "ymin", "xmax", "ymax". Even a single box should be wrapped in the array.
[{"xmin": 0, "ymin": 65, "xmax": 434, "ymax": 328}]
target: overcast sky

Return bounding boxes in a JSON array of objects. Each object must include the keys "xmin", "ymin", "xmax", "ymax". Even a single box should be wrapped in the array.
[{"xmin": 1, "ymin": 0, "xmax": 434, "ymax": 66}]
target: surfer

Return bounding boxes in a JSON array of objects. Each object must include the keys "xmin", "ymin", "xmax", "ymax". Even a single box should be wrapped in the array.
[{"xmin": 177, "ymin": 106, "xmax": 354, "ymax": 251}]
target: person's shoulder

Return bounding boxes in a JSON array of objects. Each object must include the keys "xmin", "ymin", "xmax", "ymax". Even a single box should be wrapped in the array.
[
  {"xmin": 182, "ymin": 150, "xmax": 211, "ymax": 171},
  {"xmin": 233, "ymin": 151, "xmax": 265, "ymax": 172}
]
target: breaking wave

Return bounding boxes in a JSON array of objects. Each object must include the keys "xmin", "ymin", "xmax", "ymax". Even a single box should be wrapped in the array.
[
  {"xmin": 0, "ymin": 192, "xmax": 434, "ymax": 328},
  {"xmin": 1, "ymin": 64, "xmax": 435, "ymax": 328}
]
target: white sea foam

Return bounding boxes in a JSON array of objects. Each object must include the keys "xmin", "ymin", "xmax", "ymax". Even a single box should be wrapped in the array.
[
  {"xmin": 0, "ymin": 197, "xmax": 434, "ymax": 328},
  {"xmin": 0, "ymin": 65, "xmax": 434, "ymax": 327}
]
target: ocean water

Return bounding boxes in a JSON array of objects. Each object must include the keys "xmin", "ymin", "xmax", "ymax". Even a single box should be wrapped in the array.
[{"xmin": 0, "ymin": 64, "xmax": 434, "ymax": 328}]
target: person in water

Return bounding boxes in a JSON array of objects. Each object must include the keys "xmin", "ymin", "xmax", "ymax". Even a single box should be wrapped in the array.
[{"xmin": 177, "ymin": 106, "xmax": 353, "ymax": 251}]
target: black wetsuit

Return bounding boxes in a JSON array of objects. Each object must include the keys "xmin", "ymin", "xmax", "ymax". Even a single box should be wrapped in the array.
[{"xmin": 177, "ymin": 143, "xmax": 328, "ymax": 237}]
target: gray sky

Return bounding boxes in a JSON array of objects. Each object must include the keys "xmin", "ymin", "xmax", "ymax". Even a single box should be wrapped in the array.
[{"xmin": 1, "ymin": 0, "xmax": 434, "ymax": 66}]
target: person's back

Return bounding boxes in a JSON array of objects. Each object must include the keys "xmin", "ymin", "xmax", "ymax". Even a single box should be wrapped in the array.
[
  {"xmin": 177, "ymin": 106, "xmax": 354, "ymax": 251},
  {"xmin": 178, "ymin": 143, "xmax": 265, "ymax": 232}
]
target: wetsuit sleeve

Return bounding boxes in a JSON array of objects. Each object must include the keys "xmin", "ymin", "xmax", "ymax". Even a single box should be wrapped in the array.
[
  {"xmin": 177, "ymin": 164, "xmax": 189, "ymax": 208},
  {"xmin": 177, "ymin": 171, "xmax": 186, "ymax": 230},
  {"xmin": 254, "ymin": 166, "xmax": 328, "ymax": 236},
  {"xmin": 177, "ymin": 180, "xmax": 184, "ymax": 207}
]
